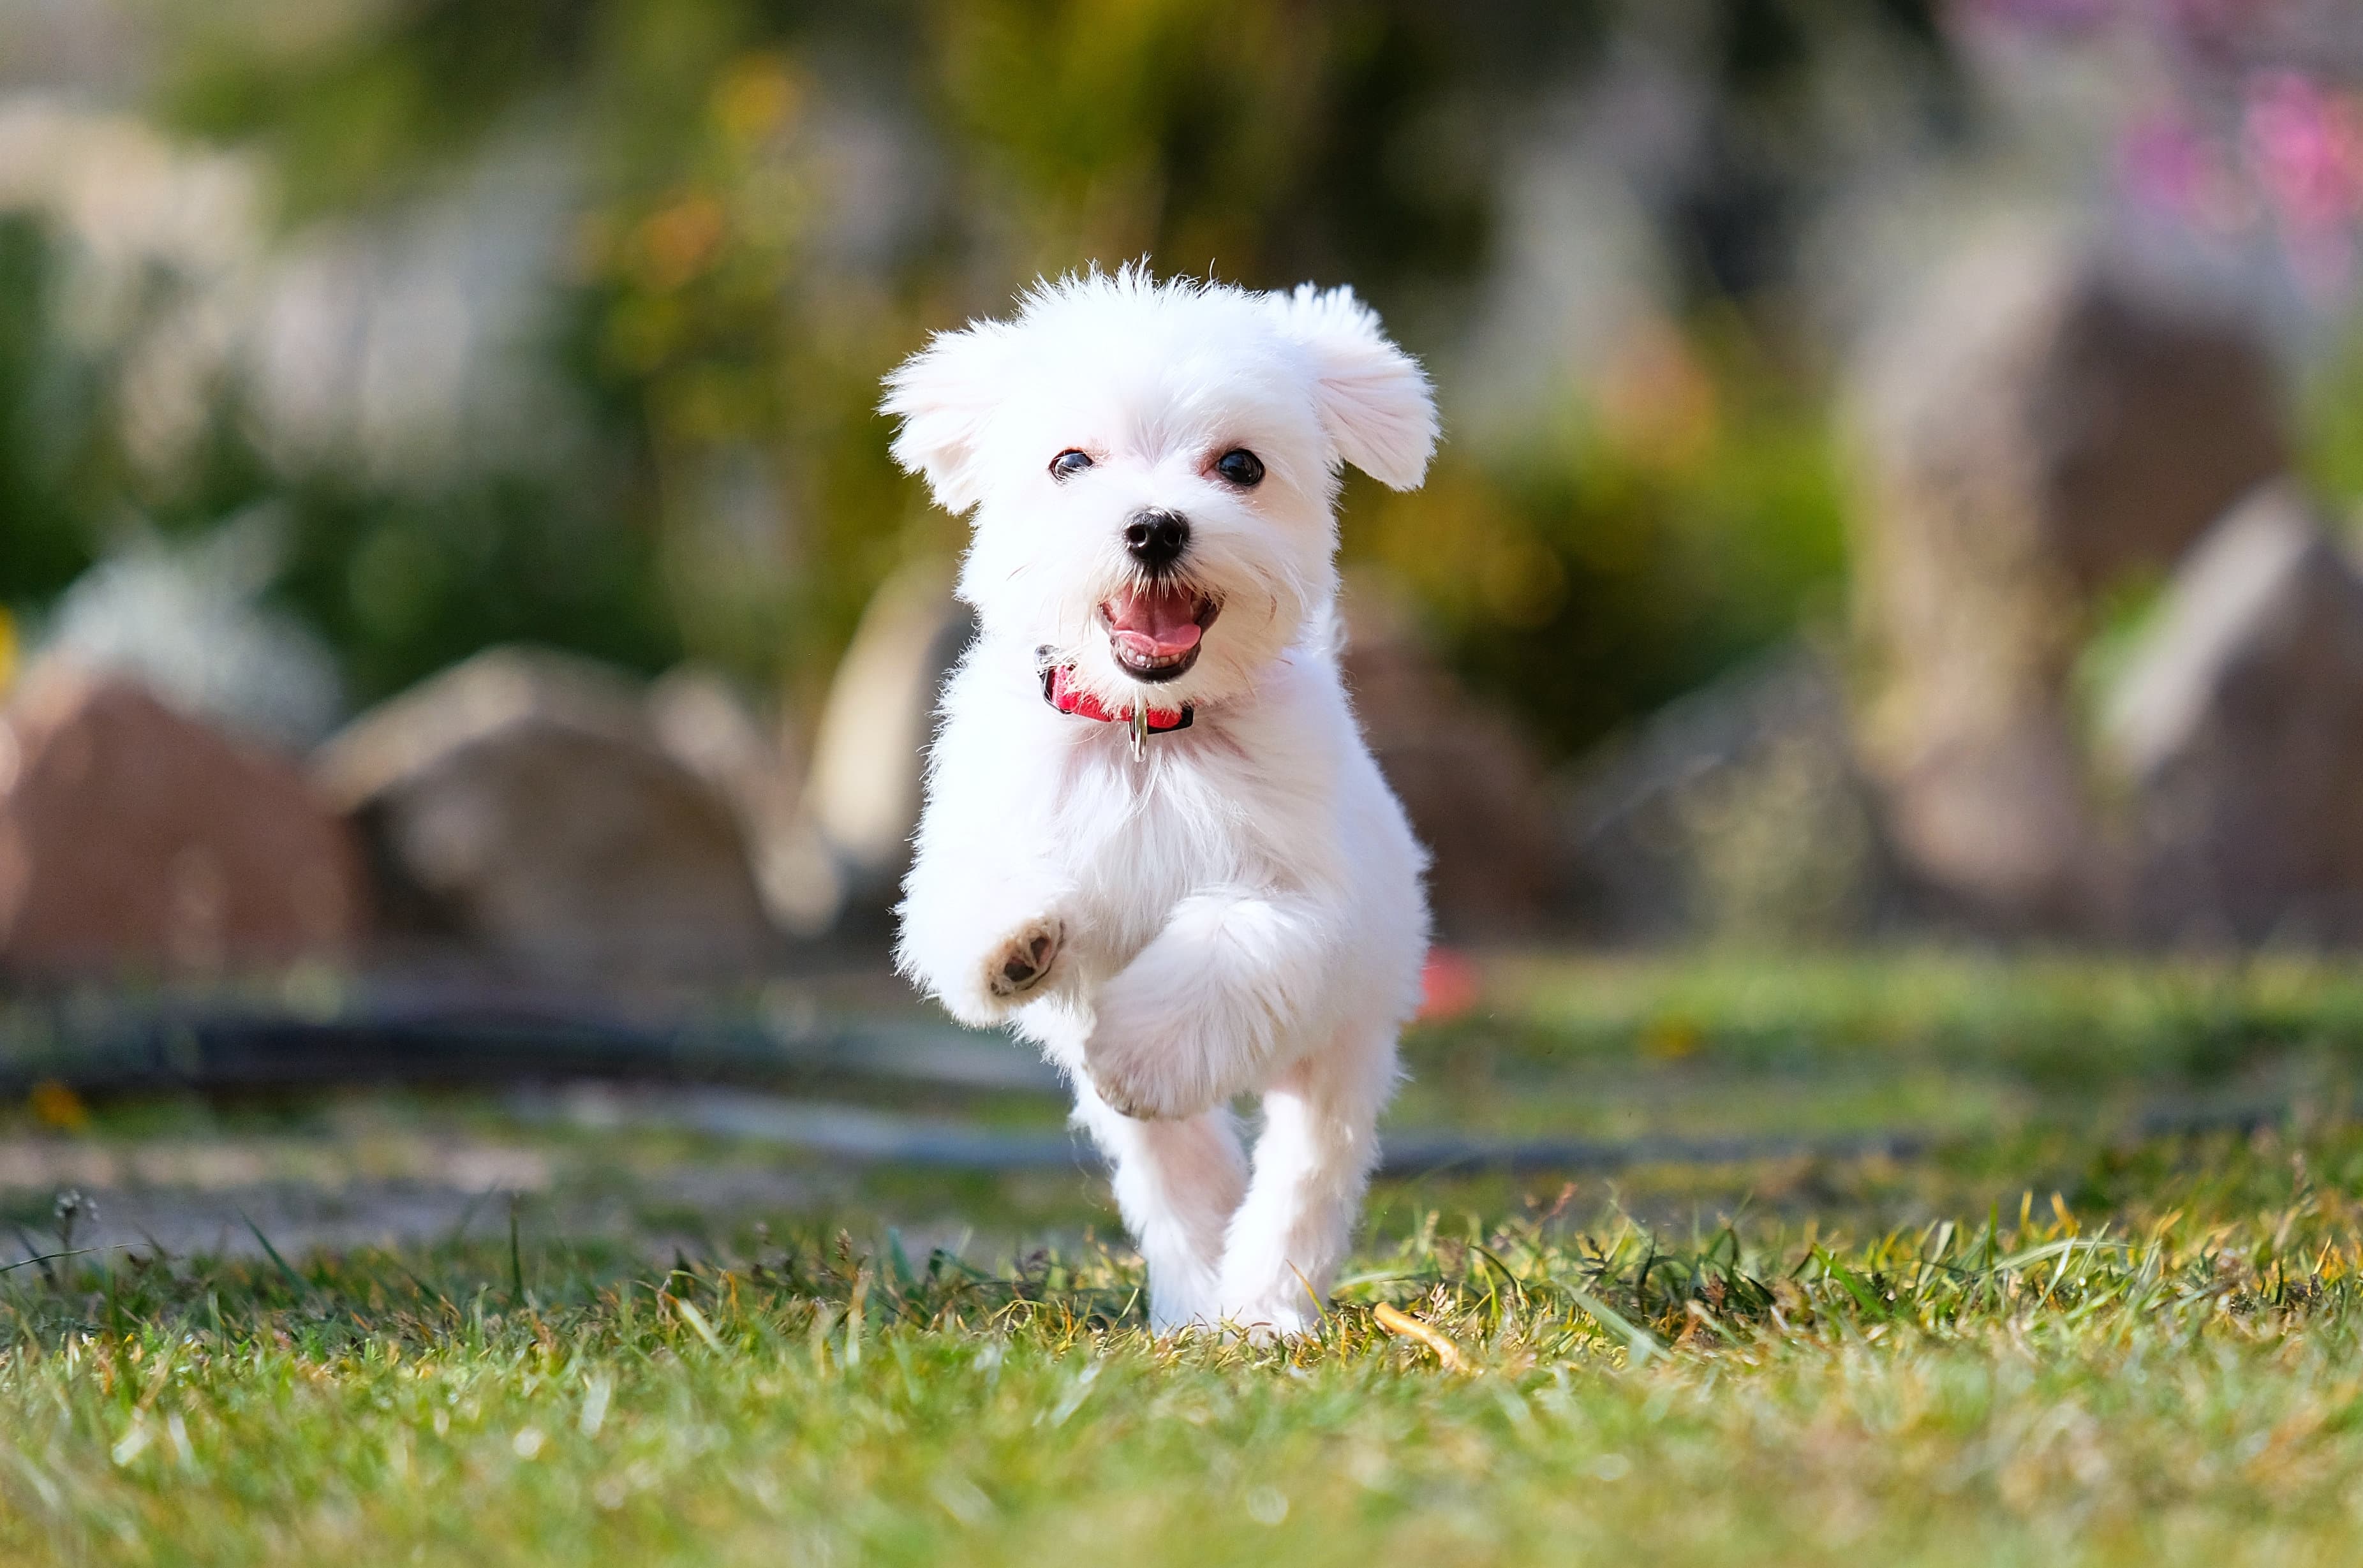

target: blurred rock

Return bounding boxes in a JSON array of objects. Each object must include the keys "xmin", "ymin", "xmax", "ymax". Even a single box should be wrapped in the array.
[
  {"xmin": 802, "ymin": 562, "xmax": 974, "ymax": 926},
  {"xmin": 2102, "ymin": 487, "xmax": 2363, "ymax": 945},
  {"xmin": 1560, "ymin": 642, "xmax": 1899, "ymax": 944},
  {"xmin": 1848, "ymin": 233, "xmax": 2286, "ymax": 932},
  {"xmin": 0, "ymin": 666, "xmax": 362, "ymax": 973},
  {"xmin": 646, "ymin": 667, "xmax": 840, "ymax": 938},
  {"xmin": 1341, "ymin": 584, "xmax": 1562, "ymax": 935},
  {"xmin": 315, "ymin": 647, "xmax": 777, "ymax": 975}
]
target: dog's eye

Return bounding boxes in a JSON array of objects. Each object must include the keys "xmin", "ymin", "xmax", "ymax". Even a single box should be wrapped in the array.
[
  {"xmin": 1213, "ymin": 448, "xmax": 1264, "ymax": 487},
  {"xmin": 1050, "ymin": 450, "xmax": 1094, "ymax": 480}
]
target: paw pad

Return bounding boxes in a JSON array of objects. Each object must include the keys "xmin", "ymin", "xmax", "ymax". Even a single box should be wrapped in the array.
[{"xmin": 986, "ymin": 920, "xmax": 1060, "ymax": 1000}]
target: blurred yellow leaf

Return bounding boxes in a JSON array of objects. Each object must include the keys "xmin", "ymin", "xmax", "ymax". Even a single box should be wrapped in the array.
[
  {"xmin": 713, "ymin": 52, "xmax": 801, "ymax": 145},
  {"xmin": 1641, "ymin": 1017, "xmax": 1703, "ymax": 1061},
  {"xmin": 29, "ymin": 1079, "xmax": 89, "ymax": 1132}
]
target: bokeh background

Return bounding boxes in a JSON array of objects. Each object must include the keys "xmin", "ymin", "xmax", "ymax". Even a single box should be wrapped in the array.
[
  {"xmin": 6, "ymin": 0, "xmax": 2363, "ymax": 983},
  {"xmin": 13, "ymin": 17, "xmax": 2363, "ymax": 1553}
]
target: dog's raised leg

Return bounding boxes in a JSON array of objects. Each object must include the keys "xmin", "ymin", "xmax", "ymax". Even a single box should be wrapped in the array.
[
  {"xmin": 895, "ymin": 843, "xmax": 1073, "ymax": 1028},
  {"xmin": 1071, "ymin": 1084, "xmax": 1248, "ymax": 1331},
  {"xmin": 1080, "ymin": 890, "xmax": 1330, "ymax": 1121},
  {"xmin": 1213, "ymin": 1026, "xmax": 1399, "ymax": 1336}
]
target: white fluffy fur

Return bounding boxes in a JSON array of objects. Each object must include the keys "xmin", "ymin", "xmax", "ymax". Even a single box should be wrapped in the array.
[{"xmin": 884, "ymin": 266, "xmax": 1437, "ymax": 1335}]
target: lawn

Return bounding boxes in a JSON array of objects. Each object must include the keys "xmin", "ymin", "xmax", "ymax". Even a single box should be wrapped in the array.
[{"xmin": 7, "ymin": 952, "xmax": 2363, "ymax": 1565}]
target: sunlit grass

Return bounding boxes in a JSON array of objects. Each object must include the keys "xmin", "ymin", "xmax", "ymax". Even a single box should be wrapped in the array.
[
  {"xmin": 5, "ymin": 1119, "xmax": 2363, "ymax": 1565},
  {"xmin": 9, "ymin": 953, "xmax": 2363, "ymax": 1562}
]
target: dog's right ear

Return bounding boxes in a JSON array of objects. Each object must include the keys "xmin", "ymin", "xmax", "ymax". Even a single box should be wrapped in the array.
[{"xmin": 882, "ymin": 320, "xmax": 1018, "ymax": 515}]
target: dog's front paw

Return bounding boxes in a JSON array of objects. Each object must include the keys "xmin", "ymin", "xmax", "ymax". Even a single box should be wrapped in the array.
[{"xmin": 983, "ymin": 915, "xmax": 1062, "ymax": 1003}]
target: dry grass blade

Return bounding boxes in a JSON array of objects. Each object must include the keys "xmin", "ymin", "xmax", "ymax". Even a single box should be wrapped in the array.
[{"xmin": 670, "ymin": 1294, "xmax": 724, "ymax": 1351}]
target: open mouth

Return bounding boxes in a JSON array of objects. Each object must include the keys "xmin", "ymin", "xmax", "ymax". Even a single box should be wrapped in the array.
[{"xmin": 1100, "ymin": 581, "xmax": 1222, "ymax": 683}]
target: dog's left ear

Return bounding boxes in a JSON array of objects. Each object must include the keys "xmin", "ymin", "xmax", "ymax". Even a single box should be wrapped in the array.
[
  {"xmin": 882, "ymin": 320, "xmax": 1018, "ymax": 515},
  {"xmin": 1268, "ymin": 283, "xmax": 1438, "ymax": 491}
]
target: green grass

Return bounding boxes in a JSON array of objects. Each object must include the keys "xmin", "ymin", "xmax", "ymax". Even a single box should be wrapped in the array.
[
  {"xmin": 11, "ymin": 952, "xmax": 2363, "ymax": 1564},
  {"xmin": 6, "ymin": 1127, "xmax": 2363, "ymax": 1565}
]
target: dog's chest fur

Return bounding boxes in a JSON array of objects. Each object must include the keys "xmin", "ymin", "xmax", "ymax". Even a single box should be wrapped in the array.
[
  {"xmin": 1058, "ymin": 718, "xmax": 1341, "ymax": 972},
  {"xmin": 945, "ymin": 635, "xmax": 1352, "ymax": 981}
]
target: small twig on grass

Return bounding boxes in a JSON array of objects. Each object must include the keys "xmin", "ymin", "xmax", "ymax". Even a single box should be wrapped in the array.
[
  {"xmin": 0, "ymin": 1247, "xmax": 98, "ymax": 1278},
  {"xmin": 10, "ymin": 1224, "xmax": 57, "ymax": 1287},
  {"xmin": 1373, "ymin": 1303, "xmax": 1469, "ymax": 1371}
]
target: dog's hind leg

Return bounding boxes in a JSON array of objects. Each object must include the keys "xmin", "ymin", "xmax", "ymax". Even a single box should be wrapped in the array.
[
  {"xmin": 1213, "ymin": 1025, "xmax": 1399, "ymax": 1337},
  {"xmin": 1072, "ymin": 1085, "xmax": 1248, "ymax": 1332}
]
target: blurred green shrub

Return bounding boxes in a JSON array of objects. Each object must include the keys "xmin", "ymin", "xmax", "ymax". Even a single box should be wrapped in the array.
[
  {"xmin": 2301, "ymin": 316, "xmax": 2363, "ymax": 526},
  {"xmin": 1352, "ymin": 314, "xmax": 1846, "ymax": 757},
  {"xmin": 0, "ymin": 210, "xmax": 269, "ymax": 605}
]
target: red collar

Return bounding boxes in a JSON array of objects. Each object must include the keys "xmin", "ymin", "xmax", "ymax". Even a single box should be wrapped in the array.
[{"xmin": 1039, "ymin": 658, "xmax": 1194, "ymax": 736}]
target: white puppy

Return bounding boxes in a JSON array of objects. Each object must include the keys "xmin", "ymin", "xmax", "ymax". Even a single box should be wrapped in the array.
[{"xmin": 883, "ymin": 266, "xmax": 1437, "ymax": 1335}]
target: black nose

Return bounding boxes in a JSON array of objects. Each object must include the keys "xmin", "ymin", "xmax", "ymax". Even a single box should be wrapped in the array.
[{"xmin": 1124, "ymin": 510, "xmax": 1190, "ymax": 571}]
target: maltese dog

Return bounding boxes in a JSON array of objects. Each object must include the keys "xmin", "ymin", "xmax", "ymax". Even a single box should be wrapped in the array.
[{"xmin": 883, "ymin": 265, "xmax": 1437, "ymax": 1335}]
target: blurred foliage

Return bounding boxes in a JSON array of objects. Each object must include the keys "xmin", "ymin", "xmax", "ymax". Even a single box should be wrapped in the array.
[
  {"xmin": 0, "ymin": 0, "xmax": 1958, "ymax": 753},
  {"xmin": 0, "ymin": 212, "xmax": 268, "ymax": 604},
  {"xmin": 2300, "ymin": 316, "xmax": 2363, "ymax": 526},
  {"xmin": 272, "ymin": 472, "xmax": 685, "ymax": 705},
  {"xmin": 1355, "ymin": 311, "xmax": 1846, "ymax": 755}
]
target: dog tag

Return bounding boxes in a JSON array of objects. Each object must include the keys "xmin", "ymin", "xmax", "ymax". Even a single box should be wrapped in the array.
[{"xmin": 1129, "ymin": 704, "xmax": 1150, "ymax": 761}]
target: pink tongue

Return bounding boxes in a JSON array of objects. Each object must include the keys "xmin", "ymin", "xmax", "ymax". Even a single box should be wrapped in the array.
[{"xmin": 1105, "ymin": 582, "xmax": 1203, "ymax": 659}]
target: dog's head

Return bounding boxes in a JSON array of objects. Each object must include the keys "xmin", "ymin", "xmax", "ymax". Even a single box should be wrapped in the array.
[{"xmin": 883, "ymin": 267, "xmax": 1437, "ymax": 711}]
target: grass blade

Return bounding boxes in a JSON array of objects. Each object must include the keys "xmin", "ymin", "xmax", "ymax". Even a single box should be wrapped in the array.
[{"xmin": 239, "ymin": 1213, "xmax": 307, "ymax": 1298}]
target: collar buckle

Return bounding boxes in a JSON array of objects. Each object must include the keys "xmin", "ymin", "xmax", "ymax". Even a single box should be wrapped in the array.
[{"xmin": 1035, "ymin": 647, "xmax": 1194, "ymax": 747}]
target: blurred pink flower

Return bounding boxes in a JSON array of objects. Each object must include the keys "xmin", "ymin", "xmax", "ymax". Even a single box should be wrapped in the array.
[
  {"xmin": 2121, "ymin": 112, "xmax": 2216, "ymax": 221},
  {"xmin": 1959, "ymin": 0, "xmax": 2363, "ymax": 295},
  {"xmin": 2246, "ymin": 71, "xmax": 2363, "ymax": 294},
  {"xmin": 2244, "ymin": 71, "xmax": 2363, "ymax": 235}
]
